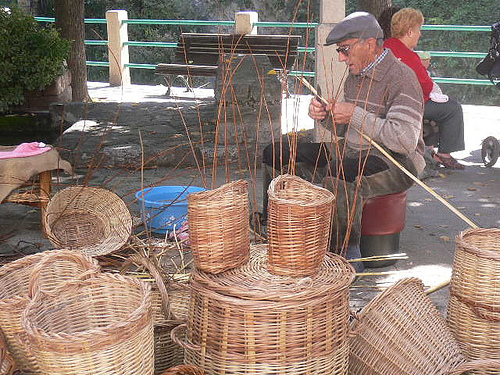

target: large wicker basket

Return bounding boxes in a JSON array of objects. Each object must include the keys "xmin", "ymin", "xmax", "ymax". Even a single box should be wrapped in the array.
[
  {"xmin": 174, "ymin": 245, "xmax": 355, "ymax": 374},
  {"xmin": 349, "ymin": 277, "xmax": 500, "ymax": 375},
  {"xmin": 121, "ymin": 254, "xmax": 190, "ymax": 374},
  {"xmin": 22, "ymin": 273, "xmax": 154, "ymax": 375},
  {"xmin": 267, "ymin": 174, "xmax": 335, "ymax": 276},
  {"xmin": 187, "ymin": 179, "xmax": 250, "ymax": 274},
  {"xmin": 0, "ymin": 332, "xmax": 15, "ymax": 375},
  {"xmin": 44, "ymin": 186, "xmax": 133, "ymax": 256},
  {"xmin": 0, "ymin": 249, "xmax": 100, "ymax": 374},
  {"xmin": 447, "ymin": 228, "xmax": 500, "ymax": 374}
]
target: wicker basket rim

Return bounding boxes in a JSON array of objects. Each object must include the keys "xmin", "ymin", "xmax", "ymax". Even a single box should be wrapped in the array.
[
  {"xmin": 187, "ymin": 179, "xmax": 248, "ymax": 202},
  {"xmin": 22, "ymin": 273, "xmax": 151, "ymax": 347},
  {"xmin": 268, "ymin": 174, "xmax": 335, "ymax": 206},
  {"xmin": 44, "ymin": 186, "xmax": 132, "ymax": 256},
  {"xmin": 354, "ymin": 277, "xmax": 424, "ymax": 318},
  {"xmin": 0, "ymin": 249, "xmax": 98, "ymax": 302},
  {"xmin": 190, "ymin": 245, "xmax": 355, "ymax": 301},
  {"xmin": 456, "ymin": 228, "xmax": 500, "ymax": 261}
]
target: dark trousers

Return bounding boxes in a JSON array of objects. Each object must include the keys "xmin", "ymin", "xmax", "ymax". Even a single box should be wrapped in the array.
[
  {"xmin": 263, "ymin": 141, "xmax": 415, "ymax": 252},
  {"xmin": 424, "ymin": 98, "xmax": 465, "ymax": 154}
]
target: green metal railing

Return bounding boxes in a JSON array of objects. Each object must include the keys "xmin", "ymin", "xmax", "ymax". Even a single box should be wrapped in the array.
[{"xmin": 35, "ymin": 16, "xmax": 494, "ymax": 86}]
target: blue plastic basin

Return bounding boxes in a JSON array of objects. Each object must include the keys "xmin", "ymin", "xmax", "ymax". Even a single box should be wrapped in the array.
[{"xmin": 135, "ymin": 185, "xmax": 205, "ymax": 234}]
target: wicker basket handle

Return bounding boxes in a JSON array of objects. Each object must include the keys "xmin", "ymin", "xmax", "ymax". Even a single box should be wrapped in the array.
[
  {"xmin": 28, "ymin": 250, "xmax": 100, "ymax": 299},
  {"xmin": 447, "ymin": 359, "xmax": 500, "ymax": 374},
  {"xmin": 170, "ymin": 324, "xmax": 202, "ymax": 352},
  {"xmin": 120, "ymin": 253, "xmax": 175, "ymax": 321}
]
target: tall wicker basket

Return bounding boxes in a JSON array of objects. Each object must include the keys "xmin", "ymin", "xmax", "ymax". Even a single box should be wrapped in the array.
[
  {"xmin": 44, "ymin": 186, "xmax": 132, "ymax": 256},
  {"xmin": 267, "ymin": 174, "xmax": 335, "ymax": 276},
  {"xmin": 349, "ymin": 277, "xmax": 500, "ymax": 375},
  {"xmin": 447, "ymin": 228, "xmax": 500, "ymax": 375},
  {"xmin": 188, "ymin": 179, "xmax": 250, "ymax": 274},
  {"xmin": 173, "ymin": 245, "xmax": 355, "ymax": 374},
  {"xmin": 22, "ymin": 273, "xmax": 154, "ymax": 375},
  {"xmin": 121, "ymin": 254, "xmax": 190, "ymax": 374},
  {"xmin": 0, "ymin": 249, "xmax": 100, "ymax": 374}
]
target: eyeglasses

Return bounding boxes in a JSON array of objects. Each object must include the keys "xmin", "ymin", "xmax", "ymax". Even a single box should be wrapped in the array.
[{"xmin": 336, "ymin": 41, "xmax": 359, "ymax": 56}]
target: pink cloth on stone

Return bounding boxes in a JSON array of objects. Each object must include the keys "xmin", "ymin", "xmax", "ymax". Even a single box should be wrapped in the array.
[{"xmin": 0, "ymin": 142, "xmax": 51, "ymax": 159}]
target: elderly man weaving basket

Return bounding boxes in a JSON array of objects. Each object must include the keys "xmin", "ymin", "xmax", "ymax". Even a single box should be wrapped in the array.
[{"xmin": 262, "ymin": 12, "xmax": 425, "ymax": 271}]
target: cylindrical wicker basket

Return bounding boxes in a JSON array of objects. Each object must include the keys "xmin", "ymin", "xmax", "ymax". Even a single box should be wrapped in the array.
[
  {"xmin": 447, "ymin": 228, "xmax": 500, "ymax": 374},
  {"xmin": 22, "ymin": 273, "xmax": 154, "ymax": 375},
  {"xmin": 174, "ymin": 244, "xmax": 354, "ymax": 374},
  {"xmin": 188, "ymin": 179, "xmax": 250, "ymax": 274},
  {"xmin": 44, "ymin": 186, "xmax": 133, "ymax": 256},
  {"xmin": 267, "ymin": 174, "xmax": 335, "ymax": 276},
  {"xmin": 0, "ymin": 249, "xmax": 100, "ymax": 374},
  {"xmin": 348, "ymin": 277, "xmax": 500, "ymax": 375},
  {"xmin": 121, "ymin": 254, "xmax": 190, "ymax": 374}
]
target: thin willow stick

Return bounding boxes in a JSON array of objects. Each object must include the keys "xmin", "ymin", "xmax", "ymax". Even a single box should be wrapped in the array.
[
  {"xmin": 424, "ymin": 279, "xmax": 451, "ymax": 295},
  {"xmin": 348, "ymin": 253, "xmax": 408, "ymax": 262},
  {"xmin": 298, "ymin": 76, "xmax": 478, "ymax": 230}
]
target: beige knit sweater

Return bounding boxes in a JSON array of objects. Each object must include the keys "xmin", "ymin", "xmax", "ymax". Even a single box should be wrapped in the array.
[{"xmin": 343, "ymin": 49, "xmax": 426, "ymax": 174}]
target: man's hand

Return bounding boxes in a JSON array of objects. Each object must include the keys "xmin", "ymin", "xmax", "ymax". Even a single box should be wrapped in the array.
[
  {"xmin": 332, "ymin": 102, "xmax": 356, "ymax": 124},
  {"xmin": 308, "ymin": 97, "xmax": 356, "ymax": 124},
  {"xmin": 308, "ymin": 97, "xmax": 333, "ymax": 120}
]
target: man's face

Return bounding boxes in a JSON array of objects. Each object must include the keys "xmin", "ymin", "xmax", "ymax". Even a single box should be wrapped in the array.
[{"xmin": 336, "ymin": 38, "xmax": 372, "ymax": 75}]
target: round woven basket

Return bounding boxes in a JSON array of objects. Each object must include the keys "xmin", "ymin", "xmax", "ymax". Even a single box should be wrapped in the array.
[
  {"xmin": 174, "ymin": 244, "xmax": 354, "ymax": 374},
  {"xmin": 349, "ymin": 277, "xmax": 465, "ymax": 375},
  {"xmin": 0, "ymin": 332, "xmax": 15, "ymax": 375},
  {"xmin": 121, "ymin": 254, "xmax": 190, "ymax": 374},
  {"xmin": 447, "ymin": 228, "xmax": 500, "ymax": 374},
  {"xmin": 267, "ymin": 174, "xmax": 335, "ymax": 276},
  {"xmin": 187, "ymin": 179, "xmax": 250, "ymax": 274},
  {"xmin": 21, "ymin": 273, "xmax": 154, "ymax": 375},
  {"xmin": 0, "ymin": 249, "xmax": 100, "ymax": 374},
  {"xmin": 44, "ymin": 186, "xmax": 132, "ymax": 256}
]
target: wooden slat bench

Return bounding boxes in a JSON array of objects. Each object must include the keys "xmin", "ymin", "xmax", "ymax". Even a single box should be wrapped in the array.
[{"xmin": 155, "ymin": 33, "xmax": 301, "ymax": 94}]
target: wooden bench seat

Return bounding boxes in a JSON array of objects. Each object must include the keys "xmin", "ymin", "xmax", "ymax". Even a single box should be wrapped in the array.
[{"xmin": 155, "ymin": 33, "xmax": 301, "ymax": 93}]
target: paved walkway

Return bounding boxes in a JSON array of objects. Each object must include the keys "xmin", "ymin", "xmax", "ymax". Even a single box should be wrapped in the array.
[{"xmin": 2, "ymin": 82, "xmax": 500, "ymax": 313}]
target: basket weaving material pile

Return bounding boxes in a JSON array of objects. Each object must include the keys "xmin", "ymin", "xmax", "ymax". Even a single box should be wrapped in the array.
[
  {"xmin": 44, "ymin": 186, "xmax": 132, "ymax": 256},
  {"xmin": 121, "ymin": 254, "xmax": 190, "ymax": 374},
  {"xmin": 349, "ymin": 277, "xmax": 500, "ymax": 375},
  {"xmin": 447, "ymin": 228, "xmax": 500, "ymax": 374},
  {"xmin": 0, "ymin": 249, "xmax": 100, "ymax": 374},
  {"xmin": 267, "ymin": 174, "xmax": 335, "ymax": 276},
  {"xmin": 21, "ymin": 272, "xmax": 154, "ymax": 375},
  {"xmin": 188, "ymin": 179, "xmax": 250, "ymax": 274},
  {"xmin": 174, "ymin": 245, "xmax": 355, "ymax": 374}
]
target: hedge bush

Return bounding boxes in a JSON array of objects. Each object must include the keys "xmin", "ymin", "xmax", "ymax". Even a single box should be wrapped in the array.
[{"xmin": 0, "ymin": 7, "xmax": 71, "ymax": 113}]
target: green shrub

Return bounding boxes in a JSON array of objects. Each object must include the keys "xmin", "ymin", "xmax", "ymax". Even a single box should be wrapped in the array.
[{"xmin": 0, "ymin": 7, "xmax": 71, "ymax": 113}]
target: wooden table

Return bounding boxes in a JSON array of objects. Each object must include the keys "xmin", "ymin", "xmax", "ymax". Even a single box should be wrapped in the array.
[{"xmin": 3, "ymin": 170, "xmax": 52, "ymax": 232}]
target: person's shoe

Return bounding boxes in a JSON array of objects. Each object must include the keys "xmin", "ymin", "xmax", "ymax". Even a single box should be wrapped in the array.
[
  {"xmin": 433, "ymin": 153, "xmax": 465, "ymax": 170},
  {"xmin": 418, "ymin": 163, "xmax": 440, "ymax": 180}
]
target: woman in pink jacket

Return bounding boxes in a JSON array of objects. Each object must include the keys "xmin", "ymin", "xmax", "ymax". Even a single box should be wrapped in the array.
[{"xmin": 383, "ymin": 8, "xmax": 465, "ymax": 170}]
